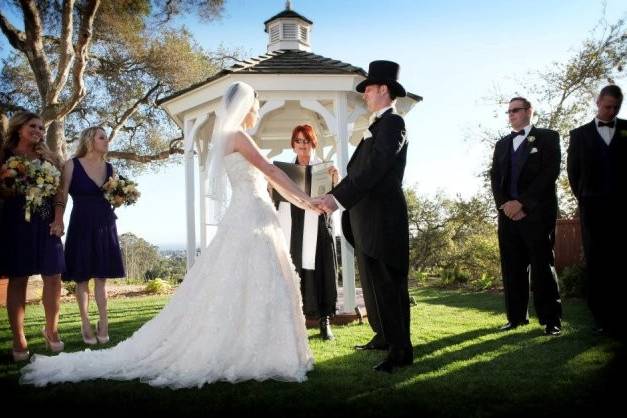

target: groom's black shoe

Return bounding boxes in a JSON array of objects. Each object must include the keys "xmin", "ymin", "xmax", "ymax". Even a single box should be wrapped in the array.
[
  {"xmin": 373, "ymin": 348, "xmax": 413, "ymax": 373},
  {"xmin": 354, "ymin": 338, "xmax": 388, "ymax": 351}
]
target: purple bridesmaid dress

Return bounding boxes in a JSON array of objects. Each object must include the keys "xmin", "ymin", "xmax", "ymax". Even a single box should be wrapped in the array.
[
  {"xmin": 63, "ymin": 158, "xmax": 125, "ymax": 282},
  {"xmin": 0, "ymin": 152, "xmax": 65, "ymax": 277}
]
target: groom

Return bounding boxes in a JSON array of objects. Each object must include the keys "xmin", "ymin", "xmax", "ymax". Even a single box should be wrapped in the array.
[{"xmin": 314, "ymin": 60, "xmax": 412, "ymax": 373}]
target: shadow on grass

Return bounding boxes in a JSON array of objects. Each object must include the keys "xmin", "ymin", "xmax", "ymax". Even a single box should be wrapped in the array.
[{"xmin": 0, "ymin": 292, "xmax": 624, "ymax": 417}]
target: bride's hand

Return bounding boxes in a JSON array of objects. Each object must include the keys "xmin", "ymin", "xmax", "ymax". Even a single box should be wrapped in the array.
[{"xmin": 304, "ymin": 198, "xmax": 323, "ymax": 214}]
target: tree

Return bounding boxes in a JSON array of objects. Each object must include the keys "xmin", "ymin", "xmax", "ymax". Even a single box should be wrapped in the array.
[
  {"xmin": 405, "ymin": 185, "xmax": 501, "ymax": 288},
  {"xmin": 0, "ymin": 0, "xmax": 234, "ymax": 172},
  {"xmin": 475, "ymin": 13, "xmax": 626, "ymax": 217},
  {"xmin": 406, "ymin": 186, "xmax": 449, "ymax": 274},
  {"xmin": 118, "ymin": 232, "xmax": 160, "ymax": 281}
]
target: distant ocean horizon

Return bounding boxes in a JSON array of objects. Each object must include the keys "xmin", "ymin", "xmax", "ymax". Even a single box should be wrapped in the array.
[{"xmin": 157, "ymin": 243, "xmax": 186, "ymax": 251}]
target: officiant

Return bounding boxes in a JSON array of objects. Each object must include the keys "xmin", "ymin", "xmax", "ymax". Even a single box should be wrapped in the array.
[{"xmin": 274, "ymin": 124, "xmax": 339, "ymax": 340}]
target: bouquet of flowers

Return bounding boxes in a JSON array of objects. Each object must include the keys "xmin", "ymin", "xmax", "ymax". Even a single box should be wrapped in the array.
[
  {"xmin": 0, "ymin": 156, "xmax": 61, "ymax": 221},
  {"xmin": 102, "ymin": 174, "xmax": 140, "ymax": 208}
]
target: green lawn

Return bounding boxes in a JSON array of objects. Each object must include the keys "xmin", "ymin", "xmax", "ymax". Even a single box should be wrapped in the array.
[{"xmin": 0, "ymin": 288, "xmax": 624, "ymax": 417}]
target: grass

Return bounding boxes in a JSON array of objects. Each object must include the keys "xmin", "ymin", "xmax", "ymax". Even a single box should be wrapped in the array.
[{"xmin": 0, "ymin": 288, "xmax": 624, "ymax": 417}]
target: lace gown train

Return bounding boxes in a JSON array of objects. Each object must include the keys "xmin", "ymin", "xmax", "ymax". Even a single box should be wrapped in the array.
[{"xmin": 20, "ymin": 152, "xmax": 314, "ymax": 388}]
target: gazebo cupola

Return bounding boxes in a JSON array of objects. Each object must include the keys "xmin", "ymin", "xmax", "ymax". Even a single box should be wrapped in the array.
[{"xmin": 264, "ymin": 1, "xmax": 312, "ymax": 52}]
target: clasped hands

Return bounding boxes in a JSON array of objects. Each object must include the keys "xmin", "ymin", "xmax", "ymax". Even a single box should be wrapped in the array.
[
  {"xmin": 499, "ymin": 200, "xmax": 527, "ymax": 221},
  {"xmin": 307, "ymin": 194, "xmax": 338, "ymax": 215}
]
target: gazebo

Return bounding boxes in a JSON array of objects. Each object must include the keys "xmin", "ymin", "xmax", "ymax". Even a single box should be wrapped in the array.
[{"xmin": 157, "ymin": 1, "xmax": 422, "ymax": 314}]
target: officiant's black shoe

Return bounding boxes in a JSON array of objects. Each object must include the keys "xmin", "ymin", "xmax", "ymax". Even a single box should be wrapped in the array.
[
  {"xmin": 320, "ymin": 316, "xmax": 335, "ymax": 340},
  {"xmin": 355, "ymin": 340, "xmax": 388, "ymax": 351},
  {"xmin": 499, "ymin": 320, "xmax": 529, "ymax": 331}
]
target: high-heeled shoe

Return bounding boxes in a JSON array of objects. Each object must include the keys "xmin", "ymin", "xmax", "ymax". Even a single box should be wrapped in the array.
[
  {"xmin": 96, "ymin": 321, "xmax": 109, "ymax": 344},
  {"xmin": 81, "ymin": 323, "xmax": 97, "ymax": 345},
  {"xmin": 41, "ymin": 327, "xmax": 64, "ymax": 353},
  {"xmin": 12, "ymin": 349, "xmax": 30, "ymax": 362}
]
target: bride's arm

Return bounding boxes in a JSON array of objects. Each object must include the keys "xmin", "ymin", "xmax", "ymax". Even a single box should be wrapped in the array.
[{"xmin": 232, "ymin": 132, "xmax": 320, "ymax": 213}]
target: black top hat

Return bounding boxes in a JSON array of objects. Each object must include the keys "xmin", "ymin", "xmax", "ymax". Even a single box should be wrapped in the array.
[{"xmin": 356, "ymin": 60, "xmax": 406, "ymax": 98}]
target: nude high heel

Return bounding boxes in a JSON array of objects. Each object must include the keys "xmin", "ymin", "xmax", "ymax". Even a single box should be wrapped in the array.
[
  {"xmin": 81, "ymin": 323, "xmax": 97, "ymax": 345},
  {"xmin": 96, "ymin": 321, "xmax": 109, "ymax": 344},
  {"xmin": 41, "ymin": 327, "xmax": 64, "ymax": 353},
  {"xmin": 12, "ymin": 349, "xmax": 30, "ymax": 362}
]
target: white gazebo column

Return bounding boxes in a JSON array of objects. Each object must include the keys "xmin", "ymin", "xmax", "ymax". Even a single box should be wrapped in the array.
[
  {"xmin": 334, "ymin": 92, "xmax": 356, "ymax": 313},
  {"xmin": 183, "ymin": 118, "xmax": 197, "ymax": 269},
  {"xmin": 183, "ymin": 114, "xmax": 208, "ymax": 270}
]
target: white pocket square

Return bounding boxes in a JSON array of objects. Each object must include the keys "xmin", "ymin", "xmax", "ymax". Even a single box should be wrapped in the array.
[
  {"xmin": 530, "ymin": 147, "xmax": 538, "ymax": 154},
  {"xmin": 363, "ymin": 128, "xmax": 373, "ymax": 140}
]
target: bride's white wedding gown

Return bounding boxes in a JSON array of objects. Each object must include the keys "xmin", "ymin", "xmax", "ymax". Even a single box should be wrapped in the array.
[{"xmin": 21, "ymin": 152, "xmax": 314, "ymax": 388}]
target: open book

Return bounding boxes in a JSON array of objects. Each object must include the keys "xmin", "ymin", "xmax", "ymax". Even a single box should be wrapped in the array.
[{"xmin": 271, "ymin": 161, "xmax": 334, "ymax": 204}]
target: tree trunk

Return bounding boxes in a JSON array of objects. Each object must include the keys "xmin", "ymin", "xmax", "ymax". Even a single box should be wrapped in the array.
[
  {"xmin": 46, "ymin": 118, "xmax": 67, "ymax": 159},
  {"xmin": 0, "ymin": 112, "xmax": 8, "ymax": 148}
]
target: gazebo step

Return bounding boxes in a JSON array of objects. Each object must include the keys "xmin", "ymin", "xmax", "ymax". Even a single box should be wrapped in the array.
[{"xmin": 304, "ymin": 286, "xmax": 367, "ymax": 328}]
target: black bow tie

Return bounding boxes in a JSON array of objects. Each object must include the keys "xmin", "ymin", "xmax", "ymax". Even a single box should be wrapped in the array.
[
  {"xmin": 511, "ymin": 129, "xmax": 525, "ymax": 136},
  {"xmin": 597, "ymin": 120, "xmax": 615, "ymax": 128}
]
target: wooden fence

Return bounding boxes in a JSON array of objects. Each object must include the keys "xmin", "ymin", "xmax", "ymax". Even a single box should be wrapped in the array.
[{"xmin": 554, "ymin": 218, "xmax": 584, "ymax": 272}]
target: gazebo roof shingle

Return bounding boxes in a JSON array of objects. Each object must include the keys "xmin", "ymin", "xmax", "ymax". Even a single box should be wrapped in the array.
[{"xmin": 157, "ymin": 50, "xmax": 421, "ymax": 104}]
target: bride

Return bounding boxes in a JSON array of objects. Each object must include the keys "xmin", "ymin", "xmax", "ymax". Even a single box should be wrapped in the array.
[{"xmin": 21, "ymin": 81, "xmax": 317, "ymax": 388}]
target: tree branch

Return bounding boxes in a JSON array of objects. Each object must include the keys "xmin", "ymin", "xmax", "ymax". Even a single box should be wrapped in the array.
[
  {"xmin": 107, "ymin": 138, "xmax": 184, "ymax": 163},
  {"xmin": 53, "ymin": 0, "xmax": 99, "ymax": 120},
  {"xmin": 109, "ymin": 83, "xmax": 161, "ymax": 142},
  {"xmin": 49, "ymin": 0, "xmax": 75, "ymax": 103},
  {"xmin": 20, "ymin": 0, "xmax": 53, "ymax": 99},
  {"xmin": 0, "ymin": 11, "xmax": 26, "ymax": 51}
]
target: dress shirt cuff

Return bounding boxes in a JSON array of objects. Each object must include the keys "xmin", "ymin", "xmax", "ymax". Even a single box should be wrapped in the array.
[{"xmin": 332, "ymin": 195, "xmax": 345, "ymax": 211}]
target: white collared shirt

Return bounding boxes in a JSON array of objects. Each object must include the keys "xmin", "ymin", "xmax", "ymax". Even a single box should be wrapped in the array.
[
  {"xmin": 369, "ymin": 104, "xmax": 396, "ymax": 124},
  {"xmin": 512, "ymin": 124, "xmax": 532, "ymax": 151},
  {"xmin": 595, "ymin": 117, "xmax": 616, "ymax": 146}
]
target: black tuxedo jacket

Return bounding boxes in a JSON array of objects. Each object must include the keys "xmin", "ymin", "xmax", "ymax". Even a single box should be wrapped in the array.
[
  {"xmin": 331, "ymin": 108, "xmax": 409, "ymax": 274},
  {"xmin": 567, "ymin": 118, "xmax": 627, "ymax": 201},
  {"xmin": 490, "ymin": 126, "xmax": 561, "ymax": 222}
]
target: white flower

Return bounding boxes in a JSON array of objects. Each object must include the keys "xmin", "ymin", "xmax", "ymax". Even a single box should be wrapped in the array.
[{"xmin": 527, "ymin": 135, "xmax": 536, "ymax": 143}]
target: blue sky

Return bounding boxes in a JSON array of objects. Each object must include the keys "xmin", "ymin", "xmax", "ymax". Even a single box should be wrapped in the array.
[{"xmin": 2, "ymin": 0, "xmax": 626, "ymax": 248}]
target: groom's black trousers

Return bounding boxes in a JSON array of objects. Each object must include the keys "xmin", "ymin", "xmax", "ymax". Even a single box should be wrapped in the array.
[{"xmin": 355, "ymin": 247, "xmax": 412, "ymax": 352}]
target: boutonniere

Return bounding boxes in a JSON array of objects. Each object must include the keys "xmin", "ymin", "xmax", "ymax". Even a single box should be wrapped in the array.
[
  {"xmin": 363, "ymin": 128, "xmax": 373, "ymax": 140},
  {"xmin": 620, "ymin": 130, "xmax": 627, "ymax": 137},
  {"xmin": 527, "ymin": 135, "xmax": 536, "ymax": 143}
]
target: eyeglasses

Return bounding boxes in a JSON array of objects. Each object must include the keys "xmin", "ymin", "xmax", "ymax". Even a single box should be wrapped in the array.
[
  {"xmin": 506, "ymin": 107, "xmax": 529, "ymax": 115},
  {"xmin": 293, "ymin": 138, "xmax": 312, "ymax": 145}
]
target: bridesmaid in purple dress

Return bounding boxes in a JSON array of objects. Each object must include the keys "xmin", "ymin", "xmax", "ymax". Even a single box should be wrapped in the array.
[
  {"xmin": 57, "ymin": 126, "xmax": 125, "ymax": 346},
  {"xmin": 0, "ymin": 111, "xmax": 65, "ymax": 362}
]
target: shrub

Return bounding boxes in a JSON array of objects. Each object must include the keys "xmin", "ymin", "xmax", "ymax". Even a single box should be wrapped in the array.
[
  {"xmin": 469, "ymin": 273, "xmax": 498, "ymax": 291},
  {"xmin": 145, "ymin": 278, "xmax": 172, "ymax": 295},
  {"xmin": 63, "ymin": 281, "xmax": 76, "ymax": 295},
  {"xmin": 559, "ymin": 264, "xmax": 586, "ymax": 298}
]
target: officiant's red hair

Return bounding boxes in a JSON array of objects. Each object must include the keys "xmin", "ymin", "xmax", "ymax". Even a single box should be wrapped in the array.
[{"xmin": 290, "ymin": 124, "xmax": 318, "ymax": 148}]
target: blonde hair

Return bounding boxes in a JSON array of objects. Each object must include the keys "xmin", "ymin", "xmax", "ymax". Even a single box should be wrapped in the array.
[{"xmin": 74, "ymin": 126, "xmax": 107, "ymax": 159}]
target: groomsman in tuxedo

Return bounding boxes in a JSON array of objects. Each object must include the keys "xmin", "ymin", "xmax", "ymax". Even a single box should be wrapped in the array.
[
  {"xmin": 314, "ymin": 60, "xmax": 412, "ymax": 372},
  {"xmin": 567, "ymin": 85, "xmax": 627, "ymax": 338},
  {"xmin": 490, "ymin": 97, "xmax": 563, "ymax": 336}
]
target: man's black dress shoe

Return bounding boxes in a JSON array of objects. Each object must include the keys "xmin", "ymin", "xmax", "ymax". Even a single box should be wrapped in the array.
[
  {"xmin": 373, "ymin": 352, "xmax": 413, "ymax": 373},
  {"xmin": 354, "ymin": 340, "xmax": 388, "ymax": 350},
  {"xmin": 499, "ymin": 320, "xmax": 529, "ymax": 331},
  {"xmin": 544, "ymin": 324, "xmax": 561, "ymax": 336}
]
